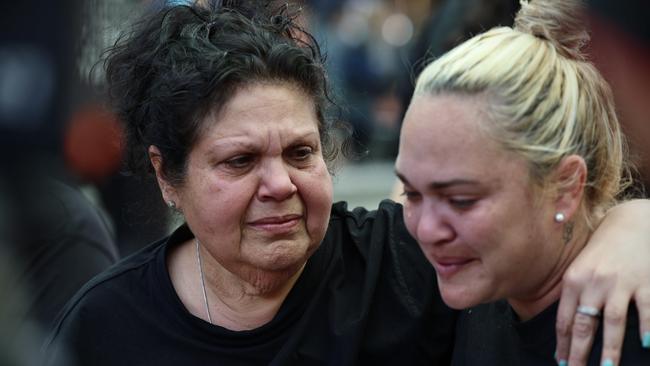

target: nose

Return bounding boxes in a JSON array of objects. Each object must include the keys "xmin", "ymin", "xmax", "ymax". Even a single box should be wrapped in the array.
[
  {"xmin": 256, "ymin": 159, "xmax": 297, "ymax": 201},
  {"xmin": 413, "ymin": 203, "xmax": 455, "ymax": 246}
]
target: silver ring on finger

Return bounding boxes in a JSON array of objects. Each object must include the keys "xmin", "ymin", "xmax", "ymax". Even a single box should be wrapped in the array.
[{"xmin": 576, "ymin": 305, "xmax": 601, "ymax": 318}]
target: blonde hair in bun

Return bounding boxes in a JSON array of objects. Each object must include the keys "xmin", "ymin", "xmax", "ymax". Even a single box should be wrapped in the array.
[
  {"xmin": 514, "ymin": 0, "xmax": 589, "ymax": 60},
  {"xmin": 414, "ymin": 0, "xmax": 631, "ymax": 229}
]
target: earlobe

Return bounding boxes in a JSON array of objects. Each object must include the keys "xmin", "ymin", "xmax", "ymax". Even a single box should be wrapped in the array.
[{"xmin": 553, "ymin": 155, "xmax": 587, "ymax": 221}]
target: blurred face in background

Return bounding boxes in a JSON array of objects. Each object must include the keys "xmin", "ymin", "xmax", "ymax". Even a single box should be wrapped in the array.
[{"xmin": 395, "ymin": 93, "xmax": 564, "ymax": 309}]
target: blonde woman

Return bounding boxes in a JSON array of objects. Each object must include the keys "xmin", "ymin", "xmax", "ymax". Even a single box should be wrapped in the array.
[{"xmin": 395, "ymin": 0, "xmax": 650, "ymax": 365}]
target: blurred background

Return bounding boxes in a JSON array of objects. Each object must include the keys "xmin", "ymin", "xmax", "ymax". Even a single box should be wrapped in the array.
[{"xmin": 1, "ymin": 0, "xmax": 648, "ymax": 363}]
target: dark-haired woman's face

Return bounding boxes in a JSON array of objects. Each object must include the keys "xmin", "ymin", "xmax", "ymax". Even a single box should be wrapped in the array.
[{"xmin": 168, "ymin": 83, "xmax": 333, "ymax": 282}]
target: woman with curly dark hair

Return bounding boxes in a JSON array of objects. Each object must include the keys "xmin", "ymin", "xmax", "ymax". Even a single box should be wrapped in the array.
[{"xmin": 43, "ymin": 1, "xmax": 650, "ymax": 365}]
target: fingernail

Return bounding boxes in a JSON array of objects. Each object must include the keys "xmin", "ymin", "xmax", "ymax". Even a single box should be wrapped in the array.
[
  {"xmin": 558, "ymin": 360, "xmax": 567, "ymax": 366},
  {"xmin": 643, "ymin": 331, "xmax": 650, "ymax": 348},
  {"xmin": 601, "ymin": 359, "xmax": 614, "ymax": 366}
]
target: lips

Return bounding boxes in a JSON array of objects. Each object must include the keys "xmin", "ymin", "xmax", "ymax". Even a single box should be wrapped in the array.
[
  {"xmin": 248, "ymin": 214, "xmax": 302, "ymax": 234},
  {"xmin": 431, "ymin": 256, "xmax": 476, "ymax": 279}
]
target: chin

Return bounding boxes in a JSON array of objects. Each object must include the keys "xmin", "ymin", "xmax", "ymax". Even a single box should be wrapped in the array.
[
  {"xmin": 439, "ymin": 284, "xmax": 483, "ymax": 310},
  {"xmin": 255, "ymin": 239, "xmax": 317, "ymax": 271}
]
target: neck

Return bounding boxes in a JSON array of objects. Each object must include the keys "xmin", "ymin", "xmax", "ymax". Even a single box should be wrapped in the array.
[
  {"xmin": 168, "ymin": 238, "xmax": 306, "ymax": 331},
  {"xmin": 508, "ymin": 223, "xmax": 590, "ymax": 321},
  {"xmin": 200, "ymin": 245, "xmax": 305, "ymax": 331}
]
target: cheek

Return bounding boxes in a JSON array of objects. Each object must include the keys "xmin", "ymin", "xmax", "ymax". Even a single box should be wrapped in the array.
[
  {"xmin": 465, "ymin": 202, "xmax": 539, "ymax": 272},
  {"xmin": 402, "ymin": 203, "xmax": 418, "ymax": 238},
  {"xmin": 460, "ymin": 206, "xmax": 508, "ymax": 252},
  {"xmin": 299, "ymin": 164, "xmax": 333, "ymax": 240},
  {"xmin": 193, "ymin": 181, "xmax": 255, "ymax": 234}
]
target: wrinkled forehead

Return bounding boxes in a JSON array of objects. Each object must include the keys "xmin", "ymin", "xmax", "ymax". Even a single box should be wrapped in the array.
[
  {"xmin": 194, "ymin": 83, "xmax": 321, "ymax": 145},
  {"xmin": 202, "ymin": 82, "xmax": 319, "ymax": 128}
]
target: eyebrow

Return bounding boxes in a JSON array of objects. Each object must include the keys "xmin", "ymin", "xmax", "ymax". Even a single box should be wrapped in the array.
[
  {"xmin": 395, "ymin": 171, "xmax": 480, "ymax": 190},
  {"xmin": 209, "ymin": 138, "xmax": 256, "ymax": 151},
  {"xmin": 286, "ymin": 131, "xmax": 320, "ymax": 143},
  {"xmin": 209, "ymin": 131, "xmax": 319, "ymax": 149}
]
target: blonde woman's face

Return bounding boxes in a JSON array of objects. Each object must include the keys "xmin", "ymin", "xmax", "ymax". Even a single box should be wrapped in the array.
[{"xmin": 395, "ymin": 93, "xmax": 562, "ymax": 309}]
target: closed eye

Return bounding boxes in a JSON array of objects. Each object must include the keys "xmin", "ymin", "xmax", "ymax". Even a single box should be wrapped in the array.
[
  {"xmin": 448, "ymin": 197, "xmax": 477, "ymax": 209},
  {"xmin": 401, "ymin": 189, "xmax": 421, "ymax": 202}
]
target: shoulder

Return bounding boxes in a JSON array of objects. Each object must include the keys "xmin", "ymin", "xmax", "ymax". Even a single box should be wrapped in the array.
[
  {"xmin": 43, "ymin": 239, "xmax": 165, "ymax": 350},
  {"xmin": 327, "ymin": 200, "xmax": 409, "ymax": 245},
  {"xmin": 320, "ymin": 201, "xmax": 457, "ymax": 364},
  {"xmin": 329, "ymin": 199, "xmax": 404, "ymax": 223},
  {"xmin": 326, "ymin": 199, "xmax": 423, "ymax": 268},
  {"xmin": 325, "ymin": 199, "xmax": 441, "ymax": 308},
  {"xmin": 326, "ymin": 200, "xmax": 424, "ymax": 273}
]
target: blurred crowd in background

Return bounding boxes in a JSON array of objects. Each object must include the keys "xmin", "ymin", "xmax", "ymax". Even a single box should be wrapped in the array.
[{"xmin": 1, "ymin": 0, "xmax": 648, "ymax": 365}]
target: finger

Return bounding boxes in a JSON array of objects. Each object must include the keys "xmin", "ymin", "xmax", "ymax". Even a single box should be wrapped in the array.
[
  {"xmin": 568, "ymin": 311, "xmax": 600, "ymax": 366},
  {"xmin": 637, "ymin": 287, "xmax": 650, "ymax": 350},
  {"xmin": 599, "ymin": 292, "xmax": 630, "ymax": 366},
  {"xmin": 556, "ymin": 281, "xmax": 581, "ymax": 365}
]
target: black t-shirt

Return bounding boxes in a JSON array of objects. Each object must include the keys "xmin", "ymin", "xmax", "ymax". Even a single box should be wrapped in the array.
[
  {"xmin": 451, "ymin": 300, "xmax": 649, "ymax": 365},
  {"xmin": 43, "ymin": 201, "xmax": 457, "ymax": 366}
]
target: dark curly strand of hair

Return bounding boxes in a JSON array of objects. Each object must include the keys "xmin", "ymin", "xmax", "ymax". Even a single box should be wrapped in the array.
[{"xmin": 104, "ymin": 0, "xmax": 342, "ymax": 186}]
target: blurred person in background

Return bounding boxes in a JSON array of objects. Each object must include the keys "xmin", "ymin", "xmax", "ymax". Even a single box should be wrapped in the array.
[
  {"xmin": 396, "ymin": 0, "xmax": 520, "ymax": 123},
  {"xmin": 79, "ymin": 0, "xmax": 176, "ymax": 256},
  {"xmin": 309, "ymin": 0, "xmax": 429, "ymax": 160},
  {"xmin": 43, "ymin": 1, "xmax": 650, "ymax": 365},
  {"xmin": 587, "ymin": 0, "xmax": 650, "ymax": 195},
  {"xmin": 0, "ymin": 0, "xmax": 119, "ymax": 360}
]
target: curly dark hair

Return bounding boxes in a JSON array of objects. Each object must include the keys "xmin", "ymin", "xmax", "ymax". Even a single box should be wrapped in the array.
[{"xmin": 104, "ymin": 0, "xmax": 341, "ymax": 186}]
